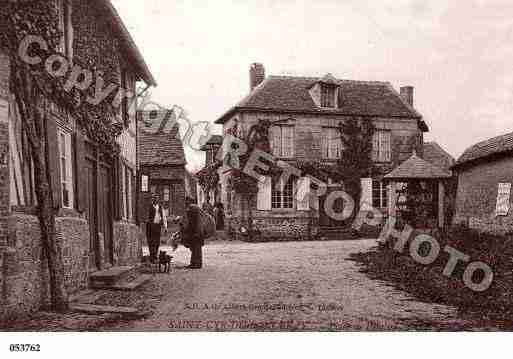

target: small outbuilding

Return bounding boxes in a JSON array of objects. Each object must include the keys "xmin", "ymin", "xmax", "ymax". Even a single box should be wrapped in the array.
[{"xmin": 452, "ymin": 132, "xmax": 513, "ymax": 235}]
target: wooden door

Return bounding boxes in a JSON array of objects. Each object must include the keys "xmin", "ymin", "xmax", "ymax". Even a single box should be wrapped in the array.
[
  {"xmin": 98, "ymin": 164, "xmax": 113, "ymax": 266},
  {"xmin": 84, "ymin": 158, "xmax": 99, "ymax": 270}
]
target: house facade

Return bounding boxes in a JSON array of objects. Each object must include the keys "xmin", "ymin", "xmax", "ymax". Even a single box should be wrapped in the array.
[
  {"xmin": 452, "ymin": 132, "xmax": 513, "ymax": 235},
  {"xmin": 214, "ymin": 63, "xmax": 429, "ymax": 240},
  {"xmin": 0, "ymin": 0, "xmax": 156, "ymax": 318},
  {"xmin": 137, "ymin": 110, "xmax": 187, "ymax": 231}
]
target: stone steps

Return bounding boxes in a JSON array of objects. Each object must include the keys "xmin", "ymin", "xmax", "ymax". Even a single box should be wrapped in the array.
[
  {"xmin": 89, "ymin": 265, "xmax": 139, "ymax": 290},
  {"xmin": 70, "ymin": 303, "xmax": 140, "ymax": 316}
]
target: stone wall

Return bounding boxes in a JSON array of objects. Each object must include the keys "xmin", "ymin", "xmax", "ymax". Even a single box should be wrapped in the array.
[
  {"xmin": 1, "ymin": 212, "xmax": 90, "ymax": 320},
  {"xmin": 113, "ymin": 220, "xmax": 142, "ymax": 266},
  {"xmin": 453, "ymin": 157, "xmax": 513, "ymax": 235}
]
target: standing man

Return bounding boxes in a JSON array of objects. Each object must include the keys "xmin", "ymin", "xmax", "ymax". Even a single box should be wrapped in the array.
[
  {"xmin": 182, "ymin": 196, "xmax": 204, "ymax": 269},
  {"xmin": 146, "ymin": 195, "xmax": 167, "ymax": 263}
]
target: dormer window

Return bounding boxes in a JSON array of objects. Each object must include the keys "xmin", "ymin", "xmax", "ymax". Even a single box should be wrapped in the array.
[{"xmin": 320, "ymin": 84, "xmax": 336, "ymax": 108}]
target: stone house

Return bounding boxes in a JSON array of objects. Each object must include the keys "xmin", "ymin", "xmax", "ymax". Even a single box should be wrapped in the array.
[
  {"xmin": 0, "ymin": 0, "xmax": 156, "ymax": 318},
  {"xmin": 452, "ymin": 132, "xmax": 513, "ymax": 235},
  {"xmin": 214, "ymin": 63, "xmax": 431, "ymax": 240},
  {"xmin": 137, "ymin": 110, "xmax": 187, "ymax": 231}
]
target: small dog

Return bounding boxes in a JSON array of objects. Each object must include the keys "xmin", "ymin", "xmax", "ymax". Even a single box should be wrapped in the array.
[{"xmin": 158, "ymin": 250, "xmax": 173, "ymax": 273}]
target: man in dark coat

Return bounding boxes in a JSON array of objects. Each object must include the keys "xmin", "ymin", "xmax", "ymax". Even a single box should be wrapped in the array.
[
  {"xmin": 182, "ymin": 196, "xmax": 204, "ymax": 269},
  {"xmin": 146, "ymin": 196, "xmax": 167, "ymax": 263}
]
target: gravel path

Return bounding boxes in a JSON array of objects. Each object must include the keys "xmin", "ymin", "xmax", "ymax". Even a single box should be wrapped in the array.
[{"xmin": 108, "ymin": 239, "xmax": 486, "ymax": 331}]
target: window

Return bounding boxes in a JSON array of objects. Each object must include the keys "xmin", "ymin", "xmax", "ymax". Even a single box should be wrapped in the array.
[
  {"xmin": 321, "ymin": 127, "xmax": 342, "ymax": 159},
  {"xmin": 141, "ymin": 174, "xmax": 149, "ymax": 192},
  {"xmin": 271, "ymin": 177, "xmax": 294, "ymax": 209},
  {"xmin": 271, "ymin": 125, "xmax": 294, "ymax": 158},
  {"xmin": 58, "ymin": 131, "xmax": 73, "ymax": 208},
  {"xmin": 372, "ymin": 130, "xmax": 391, "ymax": 162},
  {"xmin": 372, "ymin": 180, "xmax": 388, "ymax": 209},
  {"xmin": 321, "ymin": 84, "xmax": 336, "ymax": 108}
]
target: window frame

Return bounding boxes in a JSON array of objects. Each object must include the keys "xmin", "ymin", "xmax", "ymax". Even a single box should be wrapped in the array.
[
  {"xmin": 320, "ymin": 84, "xmax": 336, "ymax": 108},
  {"xmin": 372, "ymin": 130, "xmax": 392, "ymax": 163},
  {"xmin": 321, "ymin": 127, "xmax": 342, "ymax": 159},
  {"xmin": 58, "ymin": 129, "xmax": 73, "ymax": 209},
  {"xmin": 271, "ymin": 177, "xmax": 295, "ymax": 210},
  {"xmin": 372, "ymin": 180, "xmax": 388, "ymax": 210},
  {"xmin": 271, "ymin": 125, "xmax": 295, "ymax": 158}
]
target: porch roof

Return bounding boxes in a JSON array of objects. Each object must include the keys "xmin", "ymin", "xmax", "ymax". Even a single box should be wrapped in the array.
[{"xmin": 384, "ymin": 152, "xmax": 452, "ymax": 180}]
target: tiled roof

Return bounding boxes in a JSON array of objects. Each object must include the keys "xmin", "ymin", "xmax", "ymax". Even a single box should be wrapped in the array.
[
  {"xmin": 385, "ymin": 153, "xmax": 452, "ymax": 180},
  {"xmin": 102, "ymin": 0, "xmax": 156, "ymax": 86},
  {"xmin": 423, "ymin": 142, "xmax": 455, "ymax": 172},
  {"xmin": 138, "ymin": 113, "xmax": 186, "ymax": 166},
  {"xmin": 455, "ymin": 131, "xmax": 513, "ymax": 166},
  {"xmin": 216, "ymin": 75, "xmax": 422, "ymax": 123}
]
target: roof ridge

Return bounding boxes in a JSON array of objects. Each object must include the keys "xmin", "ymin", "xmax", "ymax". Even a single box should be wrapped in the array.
[
  {"xmin": 470, "ymin": 131, "xmax": 513, "ymax": 149},
  {"xmin": 268, "ymin": 74, "xmax": 389, "ymax": 85}
]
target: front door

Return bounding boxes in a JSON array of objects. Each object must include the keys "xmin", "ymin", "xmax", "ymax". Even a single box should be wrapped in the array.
[
  {"xmin": 98, "ymin": 164, "xmax": 113, "ymax": 267},
  {"xmin": 84, "ymin": 158, "xmax": 98, "ymax": 270}
]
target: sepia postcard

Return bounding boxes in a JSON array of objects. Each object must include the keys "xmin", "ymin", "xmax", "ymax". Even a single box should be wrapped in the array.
[{"xmin": 2, "ymin": 1, "xmax": 513, "ymax": 349}]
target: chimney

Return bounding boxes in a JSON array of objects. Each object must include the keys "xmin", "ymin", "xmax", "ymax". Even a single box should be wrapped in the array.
[
  {"xmin": 400, "ymin": 86, "xmax": 414, "ymax": 107},
  {"xmin": 250, "ymin": 63, "xmax": 265, "ymax": 91}
]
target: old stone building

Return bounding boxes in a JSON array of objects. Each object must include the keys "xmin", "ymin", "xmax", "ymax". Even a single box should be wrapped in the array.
[
  {"xmin": 214, "ymin": 63, "xmax": 431, "ymax": 240},
  {"xmin": 452, "ymin": 132, "xmax": 513, "ymax": 235},
  {"xmin": 0, "ymin": 0, "xmax": 156, "ymax": 318},
  {"xmin": 137, "ymin": 110, "xmax": 187, "ymax": 231}
]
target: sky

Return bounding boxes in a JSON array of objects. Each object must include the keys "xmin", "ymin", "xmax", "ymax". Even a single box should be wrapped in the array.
[{"xmin": 112, "ymin": 0, "xmax": 513, "ymax": 172}]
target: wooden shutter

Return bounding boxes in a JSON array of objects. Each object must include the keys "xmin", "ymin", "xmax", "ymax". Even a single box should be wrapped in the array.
[
  {"xmin": 372, "ymin": 132, "xmax": 379, "ymax": 162},
  {"xmin": 257, "ymin": 176, "xmax": 272, "ymax": 210},
  {"xmin": 383, "ymin": 131, "xmax": 391, "ymax": 162},
  {"xmin": 321, "ymin": 128, "xmax": 328, "ymax": 158},
  {"xmin": 74, "ymin": 131, "xmax": 87, "ymax": 212},
  {"xmin": 114, "ymin": 156, "xmax": 123, "ymax": 220},
  {"xmin": 283, "ymin": 126, "xmax": 294, "ymax": 158},
  {"xmin": 46, "ymin": 117, "xmax": 61, "ymax": 209},
  {"xmin": 297, "ymin": 176, "xmax": 310, "ymax": 211},
  {"xmin": 270, "ymin": 126, "xmax": 281, "ymax": 157},
  {"xmin": 360, "ymin": 177, "xmax": 373, "ymax": 211}
]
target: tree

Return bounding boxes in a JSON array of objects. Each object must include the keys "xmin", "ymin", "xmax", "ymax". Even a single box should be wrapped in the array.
[{"xmin": 336, "ymin": 118, "xmax": 375, "ymax": 221}]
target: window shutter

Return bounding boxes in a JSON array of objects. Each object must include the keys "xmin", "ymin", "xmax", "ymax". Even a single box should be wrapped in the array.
[
  {"xmin": 114, "ymin": 157, "xmax": 123, "ymax": 220},
  {"xmin": 74, "ymin": 131, "xmax": 87, "ymax": 212},
  {"xmin": 384, "ymin": 132, "xmax": 391, "ymax": 162},
  {"xmin": 372, "ymin": 132, "xmax": 379, "ymax": 162},
  {"xmin": 271, "ymin": 126, "xmax": 281, "ymax": 157},
  {"xmin": 257, "ymin": 176, "xmax": 272, "ymax": 210},
  {"xmin": 297, "ymin": 176, "xmax": 310, "ymax": 211},
  {"xmin": 321, "ymin": 128, "xmax": 328, "ymax": 158},
  {"xmin": 360, "ymin": 177, "xmax": 373, "ymax": 211},
  {"xmin": 46, "ymin": 118, "xmax": 61, "ymax": 209},
  {"xmin": 283, "ymin": 126, "xmax": 294, "ymax": 157}
]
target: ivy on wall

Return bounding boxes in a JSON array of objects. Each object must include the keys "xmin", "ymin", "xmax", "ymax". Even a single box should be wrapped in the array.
[{"xmin": 1, "ymin": 0, "xmax": 125, "ymax": 153}]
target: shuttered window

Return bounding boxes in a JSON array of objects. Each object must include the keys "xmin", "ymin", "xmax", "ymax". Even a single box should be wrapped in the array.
[
  {"xmin": 372, "ymin": 130, "xmax": 391, "ymax": 162},
  {"xmin": 321, "ymin": 127, "xmax": 342, "ymax": 159},
  {"xmin": 58, "ymin": 130, "xmax": 73, "ymax": 208},
  {"xmin": 271, "ymin": 125, "xmax": 294, "ymax": 158}
]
